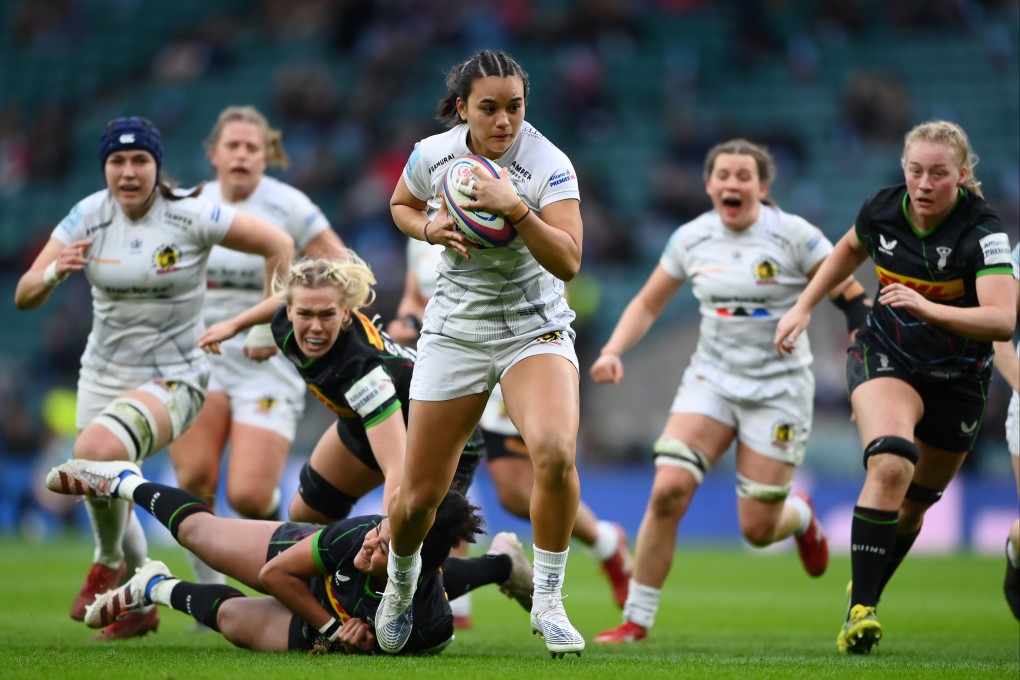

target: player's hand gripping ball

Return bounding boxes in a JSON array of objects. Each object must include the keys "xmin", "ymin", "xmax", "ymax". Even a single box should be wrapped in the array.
[{"xmin": 443, "ymin": 155, "xmax": 519, "ymax": 248}]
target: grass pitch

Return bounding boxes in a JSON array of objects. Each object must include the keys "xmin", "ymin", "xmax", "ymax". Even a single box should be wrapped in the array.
[{"xmin": 1, "ymin": 536, "xmax": 1017, "ymax": 679}]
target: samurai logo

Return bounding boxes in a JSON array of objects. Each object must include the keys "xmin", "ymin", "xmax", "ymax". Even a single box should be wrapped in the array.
[
  {"xmin": 153, "ymin": 244, "xmax": 181, "ymax": 274},
  {"xmin": 935, "ymin": 247, "xmax": 952, "ymax": 271},
  {"xmin": 877, "ymin": 353, "xmax": 892, "ymax": 372},
  {"xmin": 879, "ymin": 234, "xmax": 898, "ymax": 255}
]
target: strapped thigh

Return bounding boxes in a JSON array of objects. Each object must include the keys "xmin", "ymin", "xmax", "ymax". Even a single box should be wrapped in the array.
[
  {"xmin": 94, "ymin": 397, "xmax": 160, "ymax": 463},
  {"xmin": 735, "ymin": 473, "xmax": 792, "ymax": 503},
  {"xmin": 298, "ymin": 461, "xmax": 358, "ymax": 520}
]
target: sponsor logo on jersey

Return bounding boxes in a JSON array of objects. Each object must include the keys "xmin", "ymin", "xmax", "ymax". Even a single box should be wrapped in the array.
[
  {"xmin": 257, "ymin": 397, "xmax": 277, "ymax": 413},
  {"xmin": 978, "ymin": 232, "xmax": 1012, "ymax": 266},
  {"xmin": 876, "ymin": 353, "xmax": 893, "ymax": 372},
  {"xmin": 716, "ymin": 307, "xmax": 770, "ymax": 317},
  {"xmin": 753, "ymin": 257, "xmax": 778, "ymax": 284},
  {"xmin": 165, "ymin": 212, "xmax": 193, "ymax": 229},
  {"xmin": 772, "ymin": 421, "xmax": 794, "ymax": 448},
  {"xmin": 879, "ymin": 234, "xmax": 898, "ymax": 255},
  {"xmin": 354, "ymin": 311, "xmax": 384, "ymax": 351},
  {"xmin": 325, "ymin": 577, "xmax": 352, "ymax": 624},
  {"xmin": 347, "ymin": 365, "xmax": 396, "ymax": 417},
  {"xmin": 510, "ymin": 161, "xmax": 532, "ymax": 181},
  {"xmin": 935, "ymin": 247, "xmax": 952, "ymax": 271},
  {"xmin": 875, "ymin": 265, "xmax": 964, "ymax": 300},
  {"xmin": 428, "ymin": 154, "xmax": 455, "ymax": 175},
  {"xmin": 961, "ymin": 420, "xmax": 978, "ymax": 434},
  {"xmin": 153, "ymin": 244, "xmax": 182, "ymax": 274},
  {"xmin": 548, "ymin": 169, "xmax": 576, "ymax": 187},
  {"xmin": 306, "ymin": 384, "xmax": 356, "ymax": 418},
  {"xmin": 85, "ymin": 219, "xmax": 113, "ymax": 237}
]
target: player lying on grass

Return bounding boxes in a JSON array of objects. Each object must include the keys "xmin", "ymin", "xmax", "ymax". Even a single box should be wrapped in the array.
[{"xmin": 46, "ymin": 459, "xmax": 533, "ymax": 654}]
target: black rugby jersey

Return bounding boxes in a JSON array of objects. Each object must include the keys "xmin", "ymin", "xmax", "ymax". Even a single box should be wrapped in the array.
[
  {"xmin": 307, "ymin": 516, "xmax": 452, "ymax": 654},
  {"xmin": 271, "ymin": 306, "xmax": 416, "ymax": 428},
  {"xmin": 855, "ymin": 184, "xmax": 1013, "ymax": 376}
]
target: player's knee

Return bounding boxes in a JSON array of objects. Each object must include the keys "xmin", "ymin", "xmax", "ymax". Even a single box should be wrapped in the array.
[
  {"xmin": 175, "ymin": 464, "xmax": 219, "ymax": 501},
  {"xmin": 863, "ymin": 438, "xmax": 916, "ymax": 490},
  {"xmin": 89, "ymin": 397, "xmax": 162, "ymax": 462},
  {"xmin": 530, "ymin": 436, "xmax": 576, "ymax": 485},
  {"xmin": 227, "ymin": 487, "xmax": 273, "ymax": 519},
  {"xmin": 863, "ymin": 436, "xmax": 918, "ymax": 487},
  {"xmin": 296, "ymin": 462, "xmax": 356, "ymax": 522},
  {"xmin": 739, "ymin": 517, "xmax": 777, "ymax": 548},
  {"xmin": 648, "ymin": 475, "xmax": 696, "ymax": 519}
]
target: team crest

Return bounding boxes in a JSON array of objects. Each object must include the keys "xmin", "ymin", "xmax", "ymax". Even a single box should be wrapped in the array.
[
  {"xmin": 772, "ymin": 421, "xmax": 794, "ymax": 448},
  {"xmin": 153, "ymin": 244, "xmax": 182, "ymax": 274},
  {"xmin": 257, "ymin": 397, "xmax": 277, "ymax": 413},
  {"xmin": 753, "ymin": 258, "xmax": 778, "ymax": 284},
  {"xmin": 536, "ymin": 331, "xmax": 564, "ymax": 345}
]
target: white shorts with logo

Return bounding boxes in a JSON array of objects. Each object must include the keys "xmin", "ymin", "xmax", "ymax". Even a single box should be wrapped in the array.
[
  {"xmin": 411, "ymin": 327, "xmax": 578, "ymax": 402},
  {"xmin": 1007, "ymin": 391, "xmax": 1019, "ymax": 458},
  {"xmin": 207, "ymin": 346, "xmax": 305, "ymax": 443},
  {"xmin": 669, "ymin": 359, "xmax": 814, "ymax": 466},
  {"xmin": 76, "ymin": 361, "xmax": 210, "ymax": 444}
]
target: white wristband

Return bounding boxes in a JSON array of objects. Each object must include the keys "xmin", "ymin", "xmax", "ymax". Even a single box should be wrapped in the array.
[
  {"xmin": 318, "ymin": 616, "xmax": 341, "ymax": 639},
  {"xmin": 243, "ymin": 323, "xmax": 276, "ymax": 349},
  {"xmin": 43, "ymin": 260, "xmax": 65, "ymax": 287}
]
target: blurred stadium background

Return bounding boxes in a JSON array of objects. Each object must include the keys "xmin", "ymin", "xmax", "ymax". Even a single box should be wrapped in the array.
[{"xmin": 0, "ymin": 0, "xmax": 1017, "ymax": 553}]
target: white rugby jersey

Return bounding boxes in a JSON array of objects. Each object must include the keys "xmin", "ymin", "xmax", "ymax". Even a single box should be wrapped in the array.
[
  {"xmin": 52, "ymin": 189, "xmax": 236, "ymax": 375},
  {"xmin": 406, "ymin": 238, "xmax": 444, "ymax": 300},
  {"xmin": 200, "ymin": 176, "xmax": 330, "ymax": 331},
  {"xmin": 660, "ymin": 205, "xmax": 833, "ymax": 378},
  {"xmin": 403, "ymin": 122, "xmax": 579, "ymax": 342}
]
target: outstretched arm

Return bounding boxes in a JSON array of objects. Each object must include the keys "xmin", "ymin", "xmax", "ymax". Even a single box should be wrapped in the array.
[
  {"xmin": 590, "ymin": 265, "xmax": 683, "ymax": 385},
  {"xmin": 775, "ymin": 227, "xmax": 868, "ymax": 355}
]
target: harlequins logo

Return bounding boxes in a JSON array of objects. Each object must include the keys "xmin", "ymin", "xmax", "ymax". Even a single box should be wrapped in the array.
[
  {"xmin": 153, "ymin": 244, "xmax": 181, "ymax": 274},
  {"xmin": 753, "ymin": 257, "xmax": 778, "ymax": 284},
  {"xmin": 772, "ymin": 422, "xmax": 794, "ymax": 447},
  {"xmin": 257, "ymin": 397, "xmax": 277, "ymax": 413},
  {"xmin": 936, "ymin": 247, "xmax": 952, "ymax": 271}
]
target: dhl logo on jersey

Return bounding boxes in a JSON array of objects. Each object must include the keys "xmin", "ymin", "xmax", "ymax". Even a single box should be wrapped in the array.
[
  {"xmin": 875, "ymin": 265, "xmax": 964, "ymax": 300},
  {"xmin": 307, "ymin": 384, "xmax": 356, "ymax": 418},
  {"xmin": 325, "ymin": 577, "xmax": 352, "ymax": 624},
  {"xmin": 354, "ymin": 311, "xmax": 384, "ymax": 350}
]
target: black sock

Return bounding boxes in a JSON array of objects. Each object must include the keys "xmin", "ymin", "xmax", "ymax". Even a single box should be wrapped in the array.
[
  {"xmin": 131, "ymin": 482, "xmax": 214, "ymax": 541},
  {"xmin": 877, "ymin": 529, "xmax": 920, "ymax": 599},
  {"xmin": 442, "ymin": 554, "xmax": 511, "ymax": 601},
  {"xmin": 168, "ymin": 582, "xmax": 245, "ymax": 632},
  {"xmin": 850, "ymin": 505, "xmax": 899, "ymax": 610}
]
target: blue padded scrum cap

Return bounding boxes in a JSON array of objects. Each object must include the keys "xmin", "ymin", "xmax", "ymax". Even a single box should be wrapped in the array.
[{"xmin": 100, "ymin": 116, "xmax": 163, "ymax": 175}]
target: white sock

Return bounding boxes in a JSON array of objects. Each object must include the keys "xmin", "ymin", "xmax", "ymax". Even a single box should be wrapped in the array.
[
  {"xmin": 263, "ymin": 487, "xmax": 281, "ymax": 519},
  {"xmin": 115, "ymin": 472, "xmax": 144, "ymax": 500},
  {"xmin": 122, "ymin": 510, "xmax": 148, "ymax": 574},
  {"xmin": 1008, "ymin": 536, "xmax": 1020, "ymax": 569},
  {"xmin": 86, "ymin": 497, "xmax": 130, "ymax": 566},
  {"xmin": 148, "ymin": 577, "xmax": 179, "ymax": 607},
  {"xmin": 186, "ymin": 550, "xmax": 227, "ymax": 585},
  {"xmin": 589, "ymin": 521, "xmax": 619, "ymax": 562},
  {"xmin": 387, "ymin": 544, "xmax": 421, "ymax": 591},
  {"xmin": 449, "ymin": 592, "xmax": 472, "ymax": 617},
  {"xmin": 787, "ymin": 494, "xmax": 813, "ymax": 536},
  {"xmin": 533, "ymin": 545, "xmax": 568, "ymax": 599},
  {"xmin": 623, "ymin": 579, "xmax": 661, "ymax": 629}
]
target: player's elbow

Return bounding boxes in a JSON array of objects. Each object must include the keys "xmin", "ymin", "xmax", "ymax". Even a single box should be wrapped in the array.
[{"xmin": 258, "ymin": 559, "xmax": 284, "ymax": 593}]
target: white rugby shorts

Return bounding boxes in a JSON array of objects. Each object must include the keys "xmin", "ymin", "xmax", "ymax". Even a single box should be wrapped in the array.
[
  {"xmin": 206, "ymin": 346, "xmax": 305, "ymax": 442},
  {"xmin": 1007, "ymin": 391, "xmax": 1019, "ymax": 458},
  {"xmin": 411, "ymin": 326, "xmax": 578, "ymax": 402},
  {"xmin": 669, "ymin": 361, "xmax": 815, "ymax": 466}
]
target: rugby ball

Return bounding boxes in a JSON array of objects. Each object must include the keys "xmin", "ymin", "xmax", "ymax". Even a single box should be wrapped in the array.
[{"xmin": 443, "ymin": 155, "xmax": 518, "ymax": 248}]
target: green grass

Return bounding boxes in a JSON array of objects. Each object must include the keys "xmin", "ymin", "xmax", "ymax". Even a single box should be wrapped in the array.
[{"xmin": 1, "ymin": 536, "xmax": 1017, "ymax": 679}]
